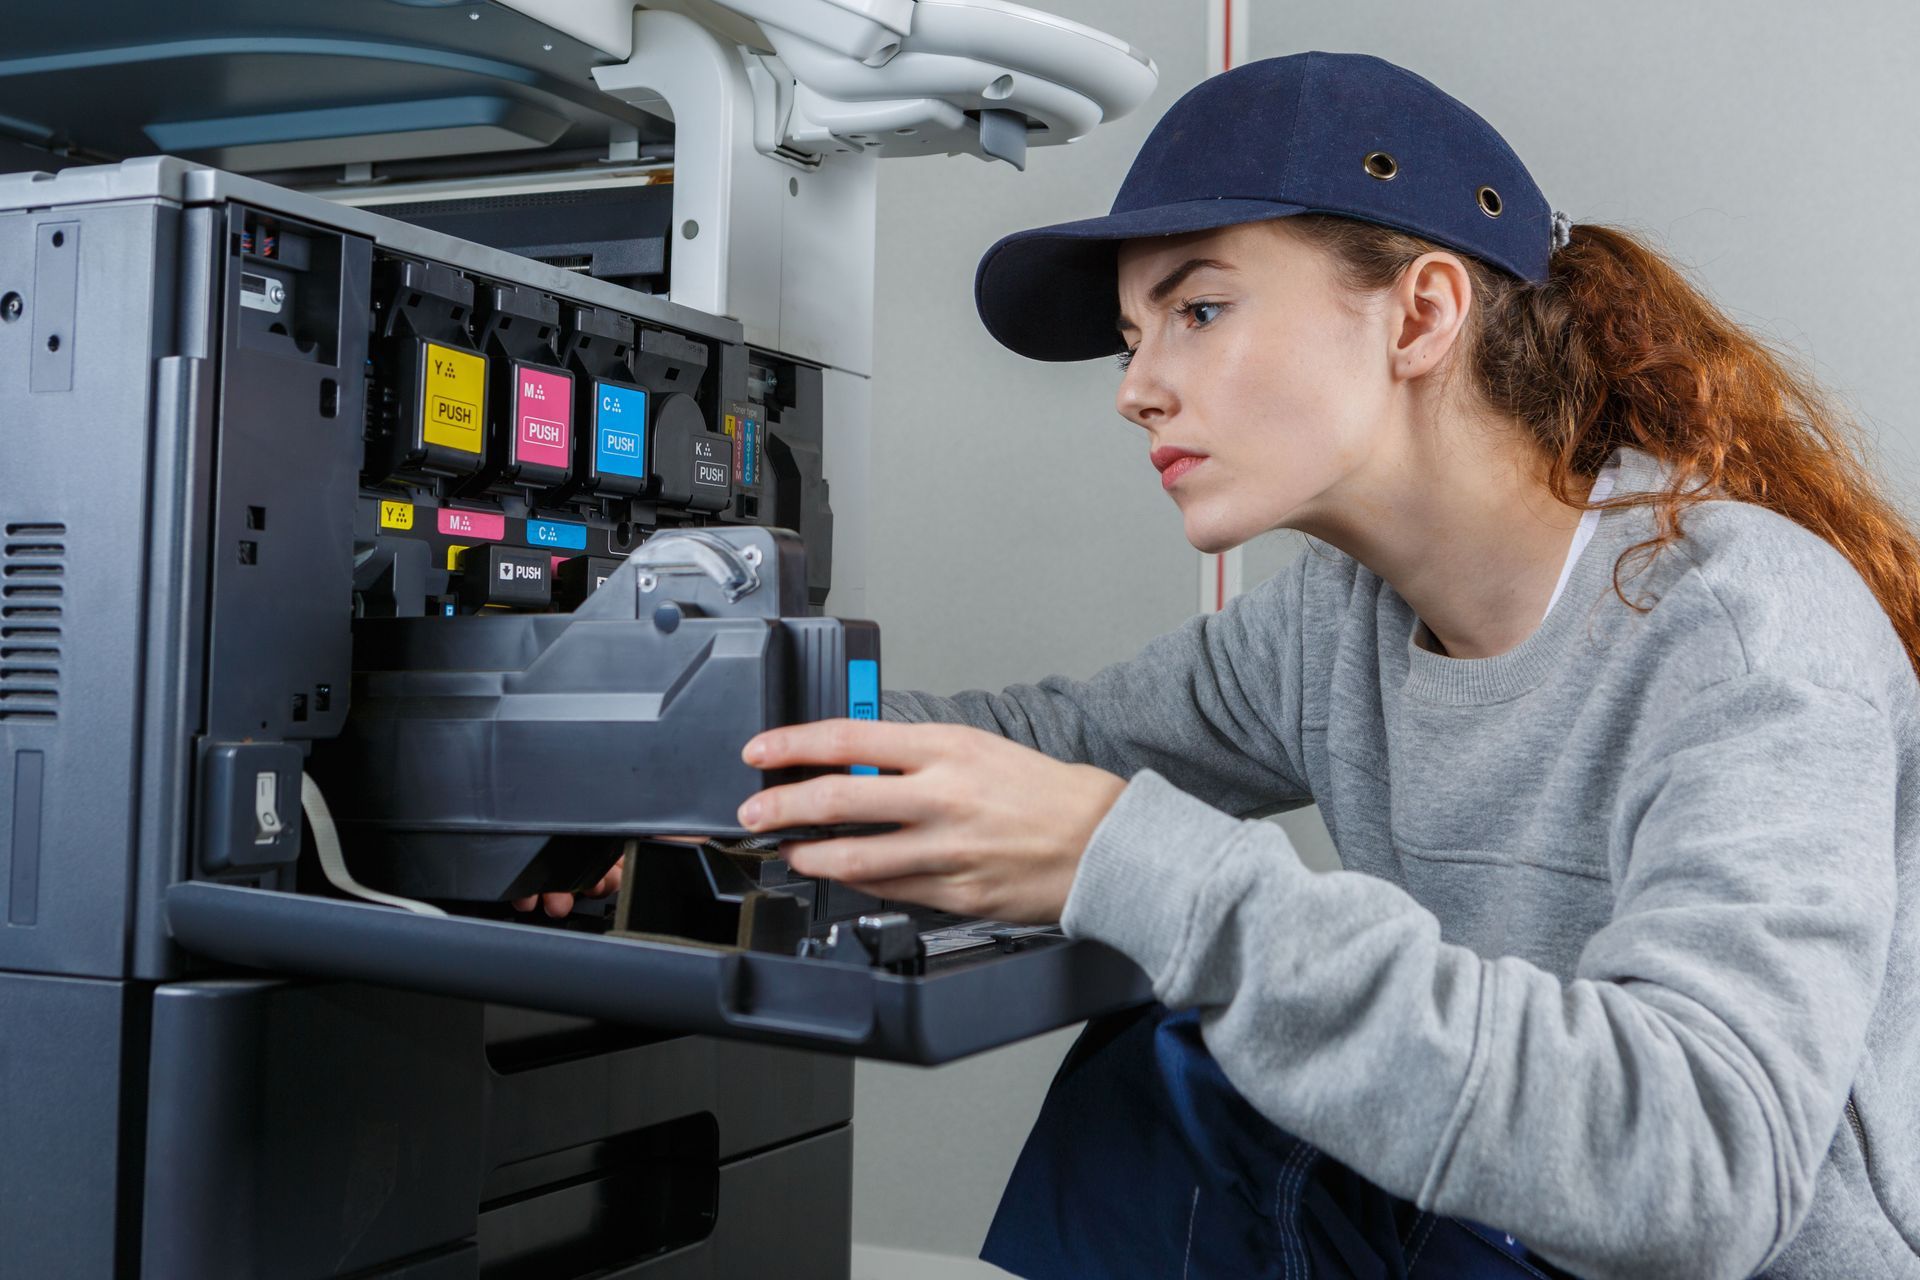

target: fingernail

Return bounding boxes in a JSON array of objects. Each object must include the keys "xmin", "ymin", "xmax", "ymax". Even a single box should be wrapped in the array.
[
  {"xmin": 744, "ymin": 737, "xmax": 767, "ymax": 765},
  {"xmin": 739, "ymin": 799, "xmax": 763, "ymax": 826}
]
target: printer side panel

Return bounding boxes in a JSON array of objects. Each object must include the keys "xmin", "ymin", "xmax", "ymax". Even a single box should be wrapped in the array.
[
  {"xmin": 0, "ymin": 200, "xmax": 194, "ymax": 982},
  {"xmin": 0, "ymin": 197, "xmax": 199, "ymax": 1271}
]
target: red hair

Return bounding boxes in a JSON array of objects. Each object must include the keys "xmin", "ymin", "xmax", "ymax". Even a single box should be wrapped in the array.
[{"xmin": 1288, "ymin": 215, "xmax": 1920, "ymax": 678}]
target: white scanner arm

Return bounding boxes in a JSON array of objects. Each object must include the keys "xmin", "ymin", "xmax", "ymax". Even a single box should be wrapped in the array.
[
  {"xmin": 479, "ymin": 0, "xmax": 1154, "ymax": 363},
  {"xmin": 502, "ymin": 0, "xmax": 1157, "ymax": 169}
]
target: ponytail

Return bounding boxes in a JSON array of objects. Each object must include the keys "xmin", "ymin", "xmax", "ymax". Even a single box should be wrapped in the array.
[{"xmin": 1289, "ymin": 214, "xmax": 1920, "ymax": 679}]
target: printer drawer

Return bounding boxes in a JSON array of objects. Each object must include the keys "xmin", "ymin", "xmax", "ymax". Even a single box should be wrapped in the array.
[{"xmin": 166, "ymin": 882, "xmax": 1150, "ymax": 1065}]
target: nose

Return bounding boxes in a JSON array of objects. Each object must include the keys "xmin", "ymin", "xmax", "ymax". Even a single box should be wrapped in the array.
[{"xmin": 1115, "ymin": 342, "xmax": 1176, "ymax": 430}]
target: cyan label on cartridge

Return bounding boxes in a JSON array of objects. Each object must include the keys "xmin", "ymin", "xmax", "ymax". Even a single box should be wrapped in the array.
[
  {"xmin": 527, "ymin": 519, "xmax": 587, "ymax": 552},
  {"xmin": 848, "ymin": 658, "xmax": 879, "ymax": 775},
  {"xmin": 595, "ymin": 382, "xmax": 648, "ymax": 479},
  {"xmin": 742, "ymin": 416, "xmax": 760, "ymax": 487}
]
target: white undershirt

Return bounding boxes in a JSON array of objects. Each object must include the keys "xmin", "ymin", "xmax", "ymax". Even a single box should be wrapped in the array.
[
  {"xmin": 1541, "ymin": 459, "xmax": 1620, "ymax": 622},
  {"xmin": 1412, "ymin": 459, "xmax": 1625, "ymax": 654}
]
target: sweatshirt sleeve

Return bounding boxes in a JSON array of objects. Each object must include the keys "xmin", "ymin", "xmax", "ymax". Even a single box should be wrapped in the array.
[
  {"xmin": 1060, "ymin": 672, "xmax": 1898, "ymax": 1280},
  {"xmin": 881, "ymin": 555, "xmax": 1314, "ymax": 818}
]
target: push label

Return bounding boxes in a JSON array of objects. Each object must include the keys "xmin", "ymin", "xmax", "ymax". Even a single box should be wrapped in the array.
[
  {"xmin": 457, "ymin": 544, "xmax": 552, "ymax": 610},
  {"xmin": 513, "ymin": 365, "xmax": 573, "ymax": 473},
  {"xmin": 595, "ymin": 381, "xmax": 648, "ymax": 482},
  {"xmin": 420, "ymin": 342, "xmax": 485, "ymax": 455},
  {"xmin": 692, "ymin": 436, "xmax": 730, "ymax": 495}
]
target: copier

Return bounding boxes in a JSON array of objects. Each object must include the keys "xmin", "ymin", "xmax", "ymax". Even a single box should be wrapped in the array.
[{"xmin": 0, "ymin": 2, "xmax": 1158, "ymax": 1275}]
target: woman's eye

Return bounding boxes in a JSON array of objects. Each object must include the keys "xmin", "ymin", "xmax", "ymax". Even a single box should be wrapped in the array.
[
  {"xmin": 1179, "ymin": 300, "xmax": 1226, "ymax": 327},
  {"xmin": 1117, "ymin": 302, "xmax": 1224, "ymax": 371}
]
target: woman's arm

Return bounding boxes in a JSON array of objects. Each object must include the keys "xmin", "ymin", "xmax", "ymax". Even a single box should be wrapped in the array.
[
  {"xmin": 1063, "ymin": 672, "xmax": 1898, "ymax": 1280},
  {"xmin": 882, "ymin": 552, "xmax": 1315, "ymax": 819}
]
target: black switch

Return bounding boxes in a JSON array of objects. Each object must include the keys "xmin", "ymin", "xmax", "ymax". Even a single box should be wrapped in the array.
[
  {"xmin": 555, "ymin": 554, "xmax": 624, "ymax": 609},
  {"xmin": 457, "ymin": 543, "xmax": 553, "ymax": 609},
  {"xmin": 199, "ymin": 742, "xmax": 304, "ymax": 872}
]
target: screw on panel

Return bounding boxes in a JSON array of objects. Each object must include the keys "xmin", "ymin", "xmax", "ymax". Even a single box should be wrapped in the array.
[
  {"xmin": 1, "ymin": 293, "xmax": 21, "ymax": 322},
  {"xmin": 742, "ymin": 546, "xmax": 762, "ymax": 566}
]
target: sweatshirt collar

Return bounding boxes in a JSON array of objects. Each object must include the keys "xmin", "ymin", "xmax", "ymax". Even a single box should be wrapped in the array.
[{"xmin": 1398, "ymin": 445, "xmax": 1671, "ymax": 706}]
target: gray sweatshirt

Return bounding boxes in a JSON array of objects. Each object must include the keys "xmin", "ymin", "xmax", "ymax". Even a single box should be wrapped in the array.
[{"xmin": 884, "ymin": 445, "xmax": 1920, "ymax": 1279}]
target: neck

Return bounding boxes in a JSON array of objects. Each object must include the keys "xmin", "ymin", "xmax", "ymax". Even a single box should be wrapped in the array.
[{"xmin": 1293, "ymin": 415, "xmax": 1598, "ymax": 660}]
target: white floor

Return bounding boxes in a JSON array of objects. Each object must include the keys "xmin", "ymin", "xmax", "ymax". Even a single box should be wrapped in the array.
[{"xmin": 850, "ymin": 1244, "xmax": 1015, "ymax": 1279}]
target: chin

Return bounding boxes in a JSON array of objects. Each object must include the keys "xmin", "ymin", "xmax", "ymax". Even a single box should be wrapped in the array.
[{"xmin": 1182, "ymin": 516, "xmax": 1247, "ymax": 556}]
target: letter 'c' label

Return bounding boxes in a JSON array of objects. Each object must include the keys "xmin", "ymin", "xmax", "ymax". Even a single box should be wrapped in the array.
[{"xmin": 595, "ymin": 382, "xmax": 649, "ymax": 480}]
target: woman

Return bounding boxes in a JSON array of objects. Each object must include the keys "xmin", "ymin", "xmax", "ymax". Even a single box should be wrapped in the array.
[{"xmin": 735, "ymin": 53, "xmax": 1920, "ymax": 1278}]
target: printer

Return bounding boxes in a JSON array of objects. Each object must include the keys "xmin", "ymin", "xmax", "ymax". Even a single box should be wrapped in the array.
[{"xmin": 0, "ymin": 2, "xmax": 1158, "ymax": 1275}]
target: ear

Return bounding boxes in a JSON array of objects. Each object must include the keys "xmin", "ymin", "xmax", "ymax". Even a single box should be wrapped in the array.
[{"xmin": 1386, "ymin": 251, "xmax": 1474, "ymax": 384}]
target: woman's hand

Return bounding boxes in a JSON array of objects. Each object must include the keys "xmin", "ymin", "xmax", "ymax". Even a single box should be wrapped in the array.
[
  {"xmin": 508, "ymin": 835, "xmax": 705, "ymax": 917},
  {"xmin": 510, "ymin": 858, "xmax": 622, "ymax": 918},
  {"xmin": 737, "ymin": 720, "xmax": 1127, "ymax": 924}
]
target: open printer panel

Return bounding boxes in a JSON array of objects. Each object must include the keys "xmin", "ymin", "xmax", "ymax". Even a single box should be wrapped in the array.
[{"xmin": 0, "ymin": 157, "xmax": 1148, "ymax": 1067}]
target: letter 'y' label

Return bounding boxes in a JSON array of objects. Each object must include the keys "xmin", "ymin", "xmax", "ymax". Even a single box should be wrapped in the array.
[{"xmin": 421, "ymin": 342, "xmax": 485, "ymax": 454}]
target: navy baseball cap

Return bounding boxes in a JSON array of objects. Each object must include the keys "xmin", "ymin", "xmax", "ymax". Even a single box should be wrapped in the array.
[{"xmin": 974, "ymin": 51, "xmax": 1561, "ymax": 362}]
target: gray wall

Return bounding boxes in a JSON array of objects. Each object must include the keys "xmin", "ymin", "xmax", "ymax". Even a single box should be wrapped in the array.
[{"xmin": 853, "ymin": 0, "xmax": 1920, "ymax": 1264}]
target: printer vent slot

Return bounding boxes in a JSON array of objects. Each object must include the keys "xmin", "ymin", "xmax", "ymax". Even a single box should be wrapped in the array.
[{"xmin": 0, "ymin": 523, "xmax": 64, "ymax": 721}]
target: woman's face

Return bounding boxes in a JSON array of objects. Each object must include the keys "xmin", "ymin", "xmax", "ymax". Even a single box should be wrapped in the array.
[{"xmin": 1114, "ymin": 221, "xmax": 1399, "ymax": 553}]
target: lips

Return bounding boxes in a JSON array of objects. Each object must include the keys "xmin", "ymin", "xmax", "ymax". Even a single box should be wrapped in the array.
[{"xmin": 1151, "ymin": 445, "xmax": 1208, "ymax": 491}]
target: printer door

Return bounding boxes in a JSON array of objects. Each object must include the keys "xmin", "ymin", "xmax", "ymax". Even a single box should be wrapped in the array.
[{"xmin": 165, "ymin": 880, "xmax": 1150, "ymax": 1066}]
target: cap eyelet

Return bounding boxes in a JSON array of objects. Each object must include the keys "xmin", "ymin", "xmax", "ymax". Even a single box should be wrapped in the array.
[
  {"xmin": 1363, "ymin": 151, "xmax": 1398, "ymax": 181},
  {"xmin": 1476, "ymin": 186, "xmax": 1503, "ymax": 218}
]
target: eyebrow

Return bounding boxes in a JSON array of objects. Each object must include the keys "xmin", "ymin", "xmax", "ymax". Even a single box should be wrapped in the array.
[{"xmin": 1116, "ymin": 258, "xmax": 1235, "ymax": 332}]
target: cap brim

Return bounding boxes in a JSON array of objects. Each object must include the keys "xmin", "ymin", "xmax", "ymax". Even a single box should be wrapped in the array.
[{"xmin": 973, "ymin": 198, "xmax": 1309, "ymax": 362}]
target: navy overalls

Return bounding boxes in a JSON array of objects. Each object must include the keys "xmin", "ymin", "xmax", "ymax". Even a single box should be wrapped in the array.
[{"xmin": 981, "ymin": 1004, "xmax": 1580, "ymax": 1279}]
